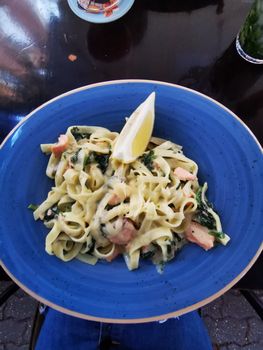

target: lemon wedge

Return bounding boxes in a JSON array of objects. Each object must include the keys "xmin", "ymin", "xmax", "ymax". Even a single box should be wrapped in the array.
[{"xmin": 112, "ymin": 92, "xmax": 155, "ymax": 163}]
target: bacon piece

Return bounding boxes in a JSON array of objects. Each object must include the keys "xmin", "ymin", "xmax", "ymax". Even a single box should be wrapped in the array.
[
  {"xmin": 108, "ymin": 218, "xmax": 137, "ymax": 245},
  {"xmin": 174, "ymin": 167, "xmax": 196, "ymax": 181},
  {"xmin": 51, "ymin": 134, "xmax": 68, "ymax": 158},
  {"xmin": 185, "ymin": 221, "xmax": 215, "ymax": 251}
]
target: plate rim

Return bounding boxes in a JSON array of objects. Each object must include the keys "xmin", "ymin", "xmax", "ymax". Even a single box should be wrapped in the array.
[
  {"xmin": 67, "ymin": 0, "xmax": 135, "ymax": 24},
  {"xmin": 1, "ymin": 248, "xmax": 262, "ymax": 323},
  {"xmin": 1, "ymin": 79, "xmax": 262, "ymax": 153},
  {"xmin": 0, "ymin": 79, "xmax": 262, "ymax": 323}
]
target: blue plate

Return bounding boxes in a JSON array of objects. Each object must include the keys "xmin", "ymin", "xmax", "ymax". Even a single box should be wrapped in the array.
[
  {"xmin": 67, "ymin": 0, "xmax": 135, "ymax": 23},
  {"xmin": 0, "ymin": 80, "xmax": 262, "ymax": 322}
]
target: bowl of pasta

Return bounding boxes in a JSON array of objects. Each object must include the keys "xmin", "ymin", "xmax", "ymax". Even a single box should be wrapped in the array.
[{"xmin": 0, "ymin": 80, "xmax": 262, "ymax": 322}]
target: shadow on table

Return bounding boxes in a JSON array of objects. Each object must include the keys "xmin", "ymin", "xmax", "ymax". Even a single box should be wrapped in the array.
[
  {"xmin": 87, "ymin": 0, "xmax": 147, "ymax": 61},
  {"xmin": 176, "ymin": 38, "xmax": 263, "ymax": 144},
  {"xmin": 86, "ymin": 0, "xmax": 226, "ymax": 62},
  {"xmin": 141, "ymin": 0, "xmax": 225, "ymax": 14},
  {"xmin": 209, "ymin": 40, "xmax": 263, "ymax": 145}
]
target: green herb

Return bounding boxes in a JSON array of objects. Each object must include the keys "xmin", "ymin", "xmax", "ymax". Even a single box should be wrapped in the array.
[
  {"xmin": 28, "ymin": 204, "xmax": 38, "ymax": 211},
  {"xmin": 209, "ymin": 230, "xmax": 226, "ymax": 240},
  {"xmin": 84, "ymin": 151, "xmax": 109, "ymax": 174},
  {"xmin": 140, "ymin": 150, "xmax": 156, "ymax": 171},
  {"xmin": 95, "ymin": 153, "xmax": 110, "ymax": 174},
  {"xmin": 71, "ymin": 127, "xmax": 91, "ymax": 142},
  {"xmin": 141, "ymin": 244, "xmax": 156, "ymax": 259},
  {"xmin": 196, "ymin": 187, "xmax": 202, "ymax": 206},
  {"xmin": 194, "ymin": 211, "xmax": 216, "ymax": 230},
  {"xmin": 71, "ymin": 149, "xmax": 80, "ymax": 164},
  {"xmin": 194, "ymin": 185, "xmax": 216, "ymax": 230}
]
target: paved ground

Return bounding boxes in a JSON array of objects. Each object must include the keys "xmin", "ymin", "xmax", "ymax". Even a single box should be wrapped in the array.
[
  {"xmin": 0, "ymin": 282, "xmax": 262, "ymax": 349},
  {"xmin": 201, "ymin": 290, "xmax": 263, "ymax": 350},
  {"xmin": 0, "ymin": 282, "xmax": 37, "ymax": 350}
]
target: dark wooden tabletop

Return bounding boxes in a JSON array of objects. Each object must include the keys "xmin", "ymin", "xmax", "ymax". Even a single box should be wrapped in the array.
[{"xmin": 0, "ymin": 0, "xmax": 262, "ymax": 288}]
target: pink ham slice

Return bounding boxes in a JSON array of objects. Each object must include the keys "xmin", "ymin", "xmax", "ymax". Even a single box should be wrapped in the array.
[
  {"xmin": 185, "ymin": 221, "xmax": 214, "ymax": 251},
  {"xmin": 174, "ymin": 167, "xmax": 196, "ymax": 181},
  {"xmin": 108, "ymin": 194, "xmax": 122, "ymax": 206},
  {"xmin": 106, "ymin": 246, "xmax": 122, "ymax": 262},
  {"xmin": 108, "ymin": 218, "xmax": 137, "ymax": 245},
  {"xmin": 52, "ymin": 134, "xmax": 68, "ymax": 158}
]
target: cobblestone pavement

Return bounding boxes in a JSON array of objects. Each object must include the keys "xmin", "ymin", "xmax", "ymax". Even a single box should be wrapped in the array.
[
  {"xmin": 0, "ymin": 282, "xmax": 37, "ymax": 350},
  {"xmin": 202, "ymin": 290, "xmax": 263, "ymax": 350},
  {"xmin": 0, "ymin": 282, "xmax": 262, "ymax": 349}
]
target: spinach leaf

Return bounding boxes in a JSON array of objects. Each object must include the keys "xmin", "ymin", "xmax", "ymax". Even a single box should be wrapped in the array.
[
  {"xmin": 140, "ymin": 150, "xmax": 156, "ymax": 171},
  {"xmin": 95, "ymin": 153, "xmax": 110, "ymax": 174},
  {"xmin": 84, "ymin": 152, "xmax": 109, "ymax": 174},
  {"xmin": 28, "ymin": 204, "xmax": 38, "ymax": 211},
  {"xmin": 71, "ymin": 127, "xmax": 91, "ymax": 142},
  {"xmin": 196, "ymin": 187, "xmax": 202, "ymax": 206},
  {"xmin": 141, "ymin": 244, "xmax": 156, "ymax": 259},
  {"xmin": 209, "ymin": 230, "xmax": 226, "ymax": 240},
  {"xmin": 194, "ymin": 211, "xmax": 216, "ymax": 230},
  {"xmin": 194, "ymin": 185, "xmax": 216, "ymax": 230}
]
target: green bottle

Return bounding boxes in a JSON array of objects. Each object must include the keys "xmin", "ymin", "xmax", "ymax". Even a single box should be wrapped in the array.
[{"xmin": 236, "ymin": 0, "xmax": 263, "ymax": 64}]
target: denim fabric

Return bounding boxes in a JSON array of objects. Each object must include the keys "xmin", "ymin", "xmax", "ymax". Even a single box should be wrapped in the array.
[{"xmin": 36, "ymin": 308, "xmax": 212, "ymax": 350}]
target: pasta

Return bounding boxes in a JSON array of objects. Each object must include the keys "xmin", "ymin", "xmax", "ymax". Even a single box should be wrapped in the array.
[{"xmin": 31, "ymin": 126, "xmax": 230, "ymax": 271}]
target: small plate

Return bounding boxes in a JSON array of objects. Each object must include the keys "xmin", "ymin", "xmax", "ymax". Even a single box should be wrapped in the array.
[{"xmin": 67, "ymin": 0, "xmax": 135, "ymax": 23}]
